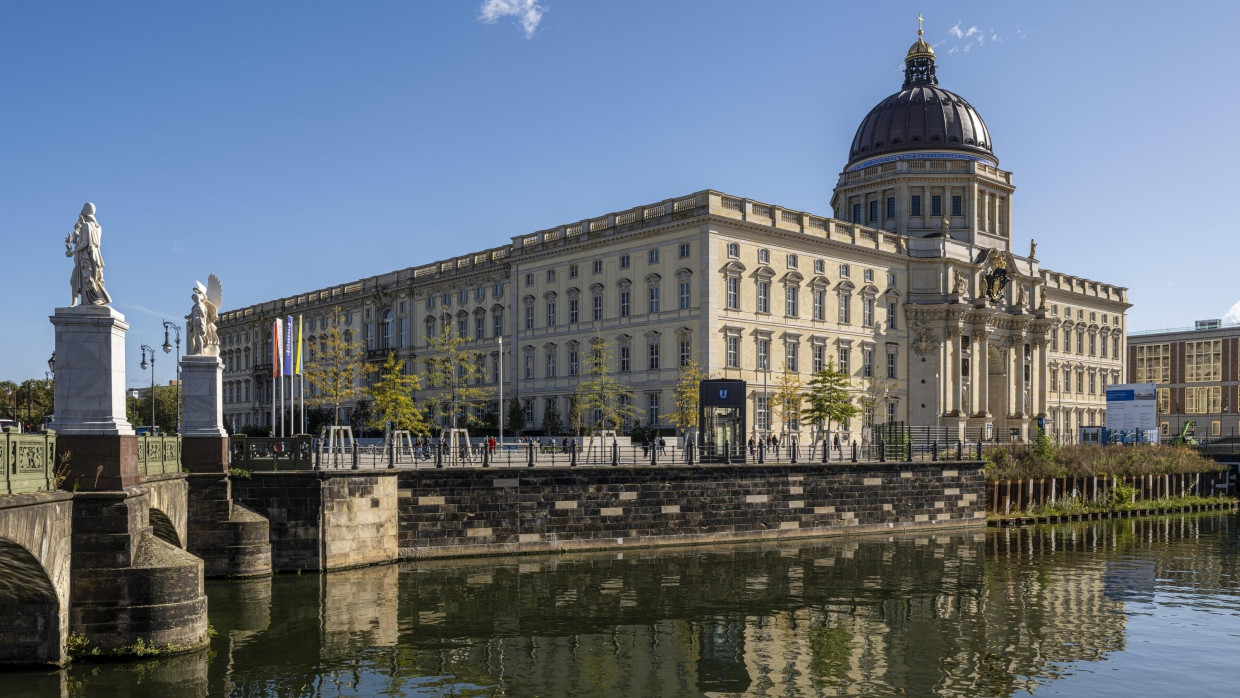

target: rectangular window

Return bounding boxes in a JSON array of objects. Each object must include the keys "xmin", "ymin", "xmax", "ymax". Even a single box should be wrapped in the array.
[
  {"xmin": 757, "ymin": 282, "xmax": 770, "ymax": 313},
  {"xmin": 648, "ymin": 286, "xmax": 660, "ymax": 314},
  {"xmin": 679, "ymin": 242, "xmax": 691, "ymax": 258},
  {"xmin": 813, "ymin": 345, "xmax": 824, "ymax": 373},
  {"xmin": 726, "ymin": 336, "xmax": 740, "ymax": 368},
  {"xmin": 1100, "ymin": 335, "xmax": 1108, "ymax": 358},
  {"xmin": 619, "ymin": 290, "xmax": 631, "ymax": 317},
  {"xmin": 757, "ymin": 339, "xmax": 770, "ymax": 371},
  {"xmin": 785, "ymin": 287, "xmax": 798, "ymax": 316},
  {"xmin": 756, "ymin": 396, "xmax": 770, "ymax": 431},
  {"xmin": 863, "ymin": 348, "xmax": 873, "ymax": 377},
  {"xmin": 493, "ymin": 312, "xmax": 503, "ymax": 339},
  {"xmin": 886, "ymin": 301, "xmax": 897, "ymax": 329},
  {"xmin": 1185, "ymin": 386, "xmax": 1222, "ymax": 414},
  {"xmin": 1051, "ymin": 328, "xmax": 1058, "ymax": 351},
  {"xmin": 852, "ymin": 203, "xmax": 861, "ymax": 223},
  {"xmin": 619, "ymin": 345, "xmax": 630, "ymax": 372},
  {"xmin": 862, "ymin": 297, "xmax": 874, "ymax": 327},
  {"xmin": 786, "ymin": 342, "xmax": 798, "ymax": 372},
  {"xmin": 648, "ymin": 249, "xmax": 660, "ymax": 264},
  {"xmin": 1186, "ymin": 340, "xmax": 1222, "ymax": 382},
  {"xmin": 523, "ymin": 354, "xmax": 533, "ymax": 380},
  {"xmin": 524, "ymin": 273, "xmax": 533, "ymax": 287},
  {"xmin": 838, "ymin": 294, "xmax": 851, "ymax": 324},
  {"xmin": 592, "ymin": 295, "xmax": 602, "ymax": 321},
  {"xmin": 951, "ymin": 195, "xmax": 962, "ymax": 217},
  {"xmin": 679, "ymin": 339, "xmax": 691, "ymax": 367},
  {"xmin": 911, "ymin": 195, "xmax": 922, "ymax": 216},
  {"xmin": 838, "ymin": 346, "xmax": 850, "ymax": 374},
  {"xmin": 1213, "ymin": 420, "xmax": 1222, "ymax": 437},
  {"xmin": 1113, "ymin": 336, "xmax": 1120, "ymax": 358},
  {"xmin": 593, "ymin": 260, "xmax": 603, "ymax": 274},
  {"xmin": 647, "ymin": 393, "xmax": 660, "ymax": 426},
  {"xmin": 524, "ymin": 305, "xmax": 534, "ymax": 330},
  {"xmin": 1089, "ymin": 333, "xmax": 1096, "ymax": 356},
  {"xmin": 546, "ymin": 300, "xmax": 556, "ymax": 328},
  {"xmin": 1157, "ymin": 388, "xmax": 1169, "ymax": 414},
  {"xmin": 545, "ymin": 350, "xmax": 556, "ymax": 378},
  {"xmin": 400, "ymin": 317, "xmax": 409, "ymax": 347},
  {"xmin": 868, "ymin": 200, "xmax": 878, "ymax": 222},
  {"xmin": 679, "ymin": 280, "xmax": 690, "ymax": 309},
  {"xmin": 648, "ymin": 342, "xmax": 660, "ymax": 370},
  {"xmin": 813, "ymin": 291, "xmax": 825, "ymax": 321},
  {"xmin": 473, "ymin": 315, "xmax": 483, "ymax": 340},
  {"xmin": 1135, "ymin": 344, "xmax": 1170, "ymax": 383},
  {"xmin": 458, "ymin": 290, "xmax": 468, "ymax": 304},
  {"xmin": 568, "ymin": 346, "xmax": 579, "ymax": 376},
  {"xmin": 887, "ymin": 352, "xmax": 897, "ymax": 379},
  {"xmin": 931, "ymin": 195, "xmax": 942, "ymax": 217},
  {"xmin": 1076, "ymin": 330, "xmax": 1085, "ymax": 356},
  {"xmin": 886, "ymin": 197, "xmax": 895, "ymax": 219},
  {"xmin": 569, "ymin": 298, "xmax": 579, "ymax": 323},
  {"xmin": 569, "ymin": 264, "xmax": 578, "ymax": 279},
  {"xmin": 545, "ymin": 270, "xmax": 555, "ymax": 283},
  {"xmin": 494, "ymin": 283, "xmax": 504, "ymax": 298},
  {"xmin": 619, "ymin": 254, "xmax": 630, "ymax": 270},
  {"xmin": 726, "ymin": 277, "xmax": 739, "ymax": 309}
]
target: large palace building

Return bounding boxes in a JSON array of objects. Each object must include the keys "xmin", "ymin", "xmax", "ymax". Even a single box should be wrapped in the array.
[{"xmin": 218, "ymin": 29, "xmax": 1128, "ymax": 443}]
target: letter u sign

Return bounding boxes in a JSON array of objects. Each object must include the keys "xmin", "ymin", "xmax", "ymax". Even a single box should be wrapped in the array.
[{"xmin": 719, "ymin": 390, "xmax": 728, "ymax": 399}]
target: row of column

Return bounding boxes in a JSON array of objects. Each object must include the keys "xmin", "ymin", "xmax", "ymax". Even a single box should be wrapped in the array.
[{"xmin": 943, "ymin": 328, "xmax": 1047, "ymax": 421}]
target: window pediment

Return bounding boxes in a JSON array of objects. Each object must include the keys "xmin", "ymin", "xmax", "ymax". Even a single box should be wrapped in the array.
[
  {"xmin": 781, "ymin": 271, "xmax": 804, "ymax": 285},
  {"xmin": 721, "ymin": 260, "xmax": 746, "ymax": 275},
  {"xmin": 837, "ymin": 279, "xmax": 856, "ymax": 292},
  {"xmin": 753, "ymin": 265, "xmax": 775, "ymax": 280},
  {"xmin": 860, "ymin": 283, "xmax": 879, "ymax": 297}
]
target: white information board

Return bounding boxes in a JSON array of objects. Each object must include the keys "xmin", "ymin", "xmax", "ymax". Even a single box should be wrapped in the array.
[{"xmin": 1105, "ymin": 383, "xmax": 1157, "ymax": 433}]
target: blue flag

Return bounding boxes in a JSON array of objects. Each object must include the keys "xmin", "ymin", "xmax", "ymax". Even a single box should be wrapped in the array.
[{"xmin": 283, "ymin": 316, "xmax": 294, "ymax": 376}]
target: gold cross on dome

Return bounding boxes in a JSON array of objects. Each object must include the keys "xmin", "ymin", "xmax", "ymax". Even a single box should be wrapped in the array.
[{"xmin": 917, "ymin": 13, "xmax": 924, "ymax": 37}]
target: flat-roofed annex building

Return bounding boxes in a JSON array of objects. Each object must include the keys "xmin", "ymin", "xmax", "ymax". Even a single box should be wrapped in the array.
[
  {"xmin": 217, "ymin": 29, "xmax": 1128, "ymax": 444},
  {"xmin": 1127, "ymin": 320, "xmax": 1240, "ymax": 440}
]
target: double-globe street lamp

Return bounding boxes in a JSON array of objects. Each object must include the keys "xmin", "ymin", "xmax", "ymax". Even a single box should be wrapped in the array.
[
  {"xmin": 162, "ymin": 321, "xmax": 181, "ymax": 432},
  {"xmin": 140, "ymin": 344, "xmax": 156, "ymax": 432}
]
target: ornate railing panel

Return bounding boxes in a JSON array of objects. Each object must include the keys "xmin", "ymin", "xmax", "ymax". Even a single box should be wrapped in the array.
[
  {"xmin": 230, "ymin": 436, "xmax": 313, "ymax": 470},
  {"xmin": 1, "ymin": 430, "xmax": 57, "ymax": 494},
  {"xmin": 136, "ymin": 435, "xmax": 182, "ymax": 477}
]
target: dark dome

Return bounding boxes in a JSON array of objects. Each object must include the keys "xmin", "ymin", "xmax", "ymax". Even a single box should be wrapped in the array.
[{"xmin": 845, "ymin": 35, "xmax": 994, "ymax": 169}]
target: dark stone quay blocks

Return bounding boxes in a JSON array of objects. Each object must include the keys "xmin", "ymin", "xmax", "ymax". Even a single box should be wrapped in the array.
[{"xmin": 396, "ymin": 461, "xmax": 985, "ymax": 558}]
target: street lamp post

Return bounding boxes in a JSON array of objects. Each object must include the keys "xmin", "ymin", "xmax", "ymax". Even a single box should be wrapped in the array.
[
  {"xmin": 162, "ymin": 321, "xmax": 182, "ymax": 432},
  {"xmin": 498, "ymin": 335, "xmax": 503, "ymax": 447},
  {"xmin": 140, "ymin": 344, "xmax": 156, "ymax": 432}
]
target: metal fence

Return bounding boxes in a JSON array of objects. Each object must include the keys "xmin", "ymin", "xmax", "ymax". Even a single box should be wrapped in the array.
[{"xmin": 1, "ymin": 429, "xmax": 56, "ymax": 494}]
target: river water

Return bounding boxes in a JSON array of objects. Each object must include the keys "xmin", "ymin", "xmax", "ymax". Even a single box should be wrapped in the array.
[{"xmin": 9, "ymin": 512, "xmax": 1240, "ymax": 697}]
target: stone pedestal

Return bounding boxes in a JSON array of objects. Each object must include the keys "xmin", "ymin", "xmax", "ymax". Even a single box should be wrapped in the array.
[
  {"xmin": 180, "ymin": 355, "xmax": 225, "ymax": 437},
  {"xmin": 49, "ymin": 306, "xmax": 134, "ymax": 436}
]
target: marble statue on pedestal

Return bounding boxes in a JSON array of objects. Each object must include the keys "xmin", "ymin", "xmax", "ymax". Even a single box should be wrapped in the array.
[
  {"xmin": 187, "ymin": 274, "xmax": 221, "ymax": 357},
  {"xmin": 65, "ymin": 202, "xmax": 112, "ymax": 306}
]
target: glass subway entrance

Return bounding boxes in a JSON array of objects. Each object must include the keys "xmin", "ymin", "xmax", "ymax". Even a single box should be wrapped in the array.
[{"xmin": 699, "ymin": 379, "xmax": 746, "ymax": 463}]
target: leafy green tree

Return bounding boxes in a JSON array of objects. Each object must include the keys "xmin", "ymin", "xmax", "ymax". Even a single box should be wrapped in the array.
[
  {"xmin": 802, "ymin": 361, "xmax": 858, "ymax": 445},
  {"xmin": 365, "ymin": 352, "xmax": 429, "ymax": 435},
  {"xmin": 575, "ymin": 338, "xmax": 640, "ymax": 435},
  {"xmin": 304, "ymin": 307, "xmax": 363, "ymax": 426},
  {"xmin": 505, "ymin": 396, "xmax": 526, "ymax": 436},
  {"xmin": 771, "ymin": 366, "xmax": 803, "ymax": 438},
  {"xmin": 131, "ymin": 384, "xmax": 178, "ymax": 433},
  {"xmin": 857, "ymin": 375, "xmax": 897, "ymax": 427},
  {"xmin": 668, "ymin": 358, "xmax": 706, "ymax": 437},
  {"xmin": 422, "ymin": 325, "xmax": 492, "ymax": 431},
  {"xmin": 541, "ymin": 399, "xmax": 564, "ymax": 436}
]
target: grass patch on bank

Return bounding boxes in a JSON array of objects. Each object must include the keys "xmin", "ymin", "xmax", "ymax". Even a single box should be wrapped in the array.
[
  {"xmin": 984, "ymin": 439, "xmax": 1223, "ymax": 481},
  {"xmin": 987, "ymin": 493, "xmax": 1237, "ymax": 521}
]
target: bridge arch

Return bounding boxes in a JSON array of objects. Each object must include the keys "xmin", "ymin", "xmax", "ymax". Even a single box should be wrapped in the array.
[
  {"xmin": 149, "ymin": 507, "xmax": 182, "ymax": 548},
  {"xmin": 0, "ymin": 537, "xmax": 61, "ymax": 665}
]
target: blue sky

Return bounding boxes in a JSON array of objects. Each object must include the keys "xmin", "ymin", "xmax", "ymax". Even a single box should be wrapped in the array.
[{"xmin": 2, "ymin": 0, "xmax": 1237, "ymax": 387}]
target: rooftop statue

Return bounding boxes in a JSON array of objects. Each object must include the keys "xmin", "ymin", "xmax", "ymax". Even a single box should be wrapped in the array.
[
  {"xmin": 65, "ymin": 202, "xmax": 112, "ymax": 306},
  {"xmin": 187, "ymin": 274, "xmax": 222, "ymax": 357}
]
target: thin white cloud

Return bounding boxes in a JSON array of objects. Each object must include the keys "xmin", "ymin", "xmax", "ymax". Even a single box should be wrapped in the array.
[
  {"xmin": 942, "ymin": 21, "xmax": 996, "ymax": 55},
  {"xmin": 118, "ymin": 303, "xmax": 178, "ymax": 321},
  {"xmin": 478, "ymin": 0, "xmax": 547, "ymax": 39},
  {"xmin": 1224, "ymin": 299, "xmax": 1240, "ymax": 324}
]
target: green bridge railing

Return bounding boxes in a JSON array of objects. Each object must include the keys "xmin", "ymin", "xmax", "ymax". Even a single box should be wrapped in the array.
[
  {"xmin": 2, "ymin": 430, "xmax": 57, "ymax": 494},
  {"xmin": 230, "ymin": 436, "xmax": 314, "ymax": 470},
  {"xmin": 137, "ymin": 434, "xmax": 182, "ymax": 477}
]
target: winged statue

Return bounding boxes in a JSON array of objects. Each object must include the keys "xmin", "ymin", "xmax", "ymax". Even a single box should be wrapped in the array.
[{"xmin": 187, "ymin": 274, "xmax": 222, "ymax": 357}]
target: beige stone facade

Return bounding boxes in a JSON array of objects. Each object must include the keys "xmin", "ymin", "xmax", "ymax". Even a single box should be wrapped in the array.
[{"xmin": 217, "ymin": 32, "xmax": 1128, "ymax": 444}]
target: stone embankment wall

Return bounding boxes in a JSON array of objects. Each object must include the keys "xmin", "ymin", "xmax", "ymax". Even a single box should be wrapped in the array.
[
  {"xmin": 397, "ymin": 462, "xmax": 984, "ymax": 559},
  {"xmin": 231, "ymin": 471, "xmax": 398, "ymax": 572}
]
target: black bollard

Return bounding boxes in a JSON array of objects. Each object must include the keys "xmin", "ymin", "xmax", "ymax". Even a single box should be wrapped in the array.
[
  {"xmin": 435, "ymin": 444, "xmax": 443, "ymax": 469},
  {"xmin": 932, "ymin": 441, "xmax": 939, "ymax": 461},
  {"xmin": 352, "ymin": 442, "xmax": 359, "ymax": 470},
  {"xmin": 686, "ymin": 443, "xmax": 695, "ymax": 466},
  {"xmin": 957, "ymin": 441, "xmax": 963, "ymax": 461},
  {"xmin": 611, "ymin": 441, "xmax": 619, "ymax": 467},
  {"xmin": 387, "ymin": 438, "xmax": 395, "ymax": 469},
  {"xmin": 977, "ymin": 440, "xmax": 983, "ymax": 460},
  {"xmin": 822, "ymin": 438, "xmax": 829, "ymax": 463},
  {"xmin": 791, "ymin": 443, "xmax": 798, "ymax": 464},
  {"xmin": 723, "ymin": 439, "xmax": 730, "ymax": 465},
  {"xmin": 482, "ymin": 445, "xmax": 490, "ymax": 468},
  {"xmin": 851, "ymin": 442, "xmax": 858, "ymax": 463},
  {"xmin": 879, "ymin": 440, "xmax": 886, "ymax": 462},
  {"xmin": 527, "ymin": 442, "xmax": 535, "ymax": 468},
  {"xmin": 651, "ymin": 442, "xmax": 658, "ymax": 466},
  {"xmin": 758, "ymin": 441, "xmax": 765, "ymax": 464},
  {"xmin": 570, "ymin": 444, "xmax": 578, "ymax": 467}
]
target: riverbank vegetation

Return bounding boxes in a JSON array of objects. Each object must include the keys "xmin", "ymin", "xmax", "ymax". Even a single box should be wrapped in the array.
[
  {"xmin": 988, "ymin": 493, "xmax": 1236, "ymax": 521},
  {"xmin": 983, "ymin": 438, "xmax": 1223, "ymax": 481}
]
